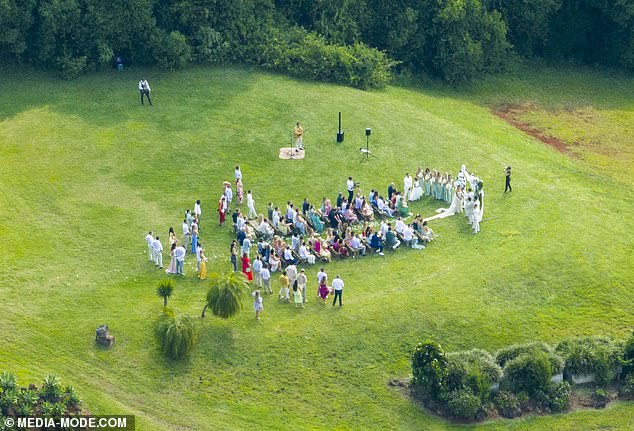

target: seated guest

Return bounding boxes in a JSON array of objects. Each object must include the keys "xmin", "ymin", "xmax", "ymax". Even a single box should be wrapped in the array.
[
  {"xmin": 412, "ymin": 214, "xmax": 424, "ymax": 235},
  {"xmin": 403, "ymin": 224, "xmax": 424, "ymax": 249},
  {"xmin": 294, "ymin": 208, "xmax": 308, "ymax": 235},
  {"xmin": 394, "ymin": 217, "xmax": 407, "ymax": 235},
  {"xmin": 341, "ymin": 198, "xmax": 348, "ymax": 212},
  {"xmin": 283, "ymin": 244, "xmax": 297, "ymax": 265},
  {"xmin": 344, "ymin": 207, "xmax": 358, "ymax": 224},
  {"xmin": 308, "ymin": 206, "xmax": 324, "ymax": 233},
  {"xmin": 328, "ymin": 207, "xmax": 342, "ymax": 229},
  {"xmin": 312, "ymin": 238, "xmax": 331, "ymax": 262},
  {"xmin": 379, "ymin": 220, "xmax": 389, "ymax": 237},
  {"xmin": 376, "ymin": 196, "xmax": 394, "ymax": 218},
  {"xmin": 323, "ymin": 199, "xmax": 332, "ymax": 216},
  {"xmin": 299, "ymin": 241, "xmax": 316, "ymax": 264},
  {"xmin": 268, "ymin": 251, "xmax": 281, "ymax": 272},
  {"xmin": 370, "ymin": 231, "xmax": 385, "ymax": 255},
  {"xmin": 397, "ymin": 194, "xmax": 410, "ymax": 217},
  {"xmin": 355, "ymin": 195, "xmax": 363, "ymax": 211},
  {"xmin": 331, "ymin": 239, "xmax": 348, "ymax": 257},
  {"xmin": 421, "ymin": 221, "xmax": 437, "ymax": 242},
  {"xmin": 349, "ymin": 233, "xmax": 366, "ymax": 256},
  {"xmin": 257, "ymin": 218, "xmax": 274, "ymax": 240},
  {"xmin": 325, "ymin": 228, "xmax": 336, "ymax": 245},
  {"xmin": 385, "ymin": 226, "xmax": 401, "ymax": 250},
  {"xmin": 361, "ymin": 198, "xmax": 374, "ymax": 221},
  {"xmin": 291, "ymin": 233, "xmax": 301, "ymax": 252},
  {"xmin": 285, "ymin": 202, "xmax": 295, "ymax": 223}
]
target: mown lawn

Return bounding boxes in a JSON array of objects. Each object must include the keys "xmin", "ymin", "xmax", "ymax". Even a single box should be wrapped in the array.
[{"xmin": 0, "ymin": 64, "xmax": 632, "ymax": 430}]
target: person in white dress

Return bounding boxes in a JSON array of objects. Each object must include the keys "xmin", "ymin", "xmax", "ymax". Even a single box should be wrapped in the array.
[
  {"xmin": 472, "ymin": 201, "xmax": 482, "ymax": 233},
  {"xmin": 194, "ymin": 199, "xmax": 202, "ymax": 223},
  {"xmin": 409, "ymin": 178, "xmax": 423, "ymax": 201},
  {"xmin": 247, "ymin": 190, "xmax": 257, "ymax": 219},
  {"xmin": 403, "ymin": 173, "xmax": 413, "ymax": 200},
  {"xmin": 145, "ymin": 231, "xmax": 154, "ymax": 261}
]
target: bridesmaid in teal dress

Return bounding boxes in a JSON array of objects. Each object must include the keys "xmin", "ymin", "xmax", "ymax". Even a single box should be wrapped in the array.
[{"xmin": 424, "ymin": 168, "xmax": 431, "ymax": 196}]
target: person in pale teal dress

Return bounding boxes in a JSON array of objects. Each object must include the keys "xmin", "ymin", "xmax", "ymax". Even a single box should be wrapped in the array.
[
  {"xmin": 445, "ymin": 175, "xmax": 453, "ymax": 203},
  {"xmin": 424, "ymin": 168, "xmax": 431, "ymax": 196},
  {"xmin": 434, "ymin": 173, "xmax": 443, "ymax": 200},
  {"xmin": 308, "ymin": 206, "xmax": 324, "ymax": 233}
]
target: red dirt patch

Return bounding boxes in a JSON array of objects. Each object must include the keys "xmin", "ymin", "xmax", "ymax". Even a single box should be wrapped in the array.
[{"xmin": 493, "ymin": 103, "xmax": 579, "ymax": 158}]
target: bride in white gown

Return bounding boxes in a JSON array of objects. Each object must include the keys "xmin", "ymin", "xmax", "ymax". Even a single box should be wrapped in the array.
[
  {"xmin": 424, "ymin": 185, "xmax": 464, "ymax": 221},
  {"xmin": 409, "ymin": 178, "xmax": 423, "ymax": 201}
]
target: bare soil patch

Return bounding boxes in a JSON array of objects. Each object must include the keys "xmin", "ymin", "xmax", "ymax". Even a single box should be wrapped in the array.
[{"xmin": 493, "ymin": 103, "xmax": 579, "ymax": 158}]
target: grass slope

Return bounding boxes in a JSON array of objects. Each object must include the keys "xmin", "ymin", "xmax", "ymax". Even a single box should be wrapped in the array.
[{"xmin": 0, "ymin": 64, "xmax": 633, "ymax": 430}]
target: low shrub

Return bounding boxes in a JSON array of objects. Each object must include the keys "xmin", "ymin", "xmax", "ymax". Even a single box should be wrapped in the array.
[
  {"xmin": 446, "ymin": 390, "xmax": 482, "ymax": 420},
  {"xmin": 494, "ymin": 391, "xmax": 521, "ymax": 418},
  {"xmin": 56, "ymin": 55, "xmax": 88, "ymax": 80},
  {"xmin": 155, "ymin": 311, "xmax": 198, "ymax": 360},
  {"xmin": 618, "ymin": 374, "xmax": 634, "ymax": 400},
  {"xmin": 496, "ymin": 342, "xmax": 563, "ymax": 374},
  {"xmin": 501, "ymin": 351, "xmax": 553, "ymax": 395},
  {"xmin": 622, "ymin": 331, "xmax": 634, "ymax": 378},
  {"xmin": 411, "ymin": 342, "xmax": 449, "ymax": 400},
  {"xmin": 534, "ymin": 382, "xmax": 572, "ymax": 413},
  {"xmin": 555, "ymin": 336, "xmax": 622, "ymax": 385},
  {"xmin": 446, "ymin": 350, "xmax": 502, "ymax": 400}
]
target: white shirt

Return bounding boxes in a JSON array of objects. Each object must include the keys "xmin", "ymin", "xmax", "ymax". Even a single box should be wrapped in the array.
[
  {"xmin": 194, "ymin": 203, "xmax": 201, "ymax": 216},
  {"xmin": 332, "ymin": 278, "xmax": 344, "ymax": 291},
  {"xmin": 242, "ymin": 238, "xmax": 251, "ymax": 254},
  {"xmin": 403, "ymin": 227, "xmax": 413, "ymax": 241},
  {"xmin": 175, "ymin": 246, "xmax": 186, "ymax": 261},
  {"xmin": 299, "ymin": 245, "xmax": 309, "ymax": 258},
  {"xmin": 395, "ymin": 219, "xmax": 406, "ymax": 234},
  {"xmin": 404, "ymin": 175, "xmax": 412, "ymax": 190},
  {"xmin": 225, "ymin": 187, "xmax": 233, "ymax": 200},
  {"xmin": 261, "ymin": 268, "xmax": 270, "ymax": 280},
  {"xmin": 235, "ymin": 168, "xmax": 242, "ymax": 181},
  {"xmin": 350, "ymin": 237, "xmax": 361, "ymax": 249},
  {"xmin": 237, "ymin": 216, "xmax": 245, "ymax": 231},
  {"xmin": 182, "ymin": 222, "xmax": 189, "ymax": 236},
  {"xmin": 247, "ymin": 193, "xmax": 255, "ymax": 207},
  {"xmin": 138, "ymin": 80, "xmax": 150, "ymax": 91},
  {"xmin": 284, "ymin": 249, "xmax": 293, "ymax": 260},
  {"xmin": 272, "ymin": 213, "xmax": 280, "ymax": 227},
  {"xmin": 286, "ymin": 207, "xmax": 294, "ymax": 220},
  {"xmin": 317, "ymin": 271, "xmax": 327, "ymax": 284},
  {"xmin": 347, "ymin": 179, "xmax": 354, "ymax": 192},
  {"xmin": 252, "ymin": 259, "xmax": 262, "ymax": 272},
  {"xmin": 152, "ymin": 239, "xmax": 162, "ymax": 252},
  {"xmin": 196, "ymin": 246, "xmax": 202, "ymax": 262},
  {"xmin": 380, "ymin": 221, "xmax": 388, "ymax": 237},
  {"xmin": 145, "ymin": 234, "xmax": 154, "ymax": 245}
]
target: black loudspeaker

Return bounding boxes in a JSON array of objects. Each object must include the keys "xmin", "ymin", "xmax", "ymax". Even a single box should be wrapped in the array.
[
  {"xmin": 336, "ymin": 112, "xmax": 345, "ymax": 143},
  {"xmin": 365, "ymin": 128, "xmax": 371, "ymax": 136}
]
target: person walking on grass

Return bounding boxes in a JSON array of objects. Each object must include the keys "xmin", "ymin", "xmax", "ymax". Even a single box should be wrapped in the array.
[
  {"xmin": 153, "ymin": 236, "xmax": 163, "ymax": 269},
  {"xmin": 332, "ymin": 275, "xmax": 344, "ymax": 307},
  {"xmin": 175, "ymin": 244, "xmax": 186, "ymax": 275},
  {"xmin": 278, "ymin": 270, "xmax": 290, "ymax": 301},
  {"xmin": 146, "ymin": 231, "xmax": 154, "ymax": 261},
  {"xmin": 253, "ymin": 290, "xmax": 263, "ymax": 320},
  {"xmin": 293, "ymin": 281, "xmax": 304, "ymax": 309},
  {"xmin": 138, "ymin": 78, "xmax": 152, "ymax": 106},
  {"xmin": 230, "ymin": 240, "xmax": 238, "ymax": 271},
  {"xmin": 297, "ymin": 268, "xmax": 308, "ymax": 303},
  {"xmin": 504, "ymin": 166, "xmax": 512, "ymax": 192},
  {"xmin": 261, "ymin": 264, "xmax": 272, "ymax": 294},
  {"xmin": 253, "ymin": 255, "xmax": 263, "ymax": 288}
]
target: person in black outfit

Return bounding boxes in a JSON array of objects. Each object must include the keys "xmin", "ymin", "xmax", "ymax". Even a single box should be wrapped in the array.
[{"xmin": 504, "ymin": 166, "xmax": 512, "ymax": 192}]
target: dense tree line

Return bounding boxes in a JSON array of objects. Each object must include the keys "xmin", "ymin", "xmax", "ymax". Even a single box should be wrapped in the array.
[{"xmin": 0, "ymin": 0, "xmax": 632, "ymax": 86}]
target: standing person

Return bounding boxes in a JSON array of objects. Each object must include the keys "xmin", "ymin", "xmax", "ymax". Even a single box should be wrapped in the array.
[
  {"xmin": 235, "ymin": 165, "xmax": 243, "ymax": 183},
  {"xmin": 153, "ymin": 236, "xmax": 163, "ymax": 268},
  {"xmin": 504, "ymin": 166, "xmax": 512, "ymax": 192},
  {"xmin": 346, "ymin": 176, "xmax": 355, "ymax": 203},
  {"xmin": 241, "ymin": 253, "xmax": 253, "ymax": 281},
  {"xmin": 293, "ymin": 281, "xmax": 304, "ymax": 309},
  {"xmin": 194, "ymin": 199, "xmax": 202, "ymax": 224},
  {"xmin": 293, "ymin": 122, "xmax": 304, "ymax": 150},
  {"xmin": 218, "ymin": 196, "xmax": 227, "ymax": 226},
  {"xmin": 472, "ymin": 201, "xmax": 482, "ymax": 234},
  {"xmin": 297, "ymin": 268, "xmax": 308, "ymax": 303},
  {"xmin": 198, "ymin": 246, "xmax": 208, "ymax": 280},
  {"xmin": 230, "ymin": 240, "xmax": 238, "ymax": 271},
  {"xmin": 236, "ymin": 178, "xmax": 244, "ymax": 205},
  {"xmin": 182, "ymin": 219, "xmax": 191, "ymax": 249},
  {"xmin": 332, "ymin": 275, "xmax": 344, "ymax": 307},
  {"xmin": 185, "ymin": 209, "xmax": 194, "ymax": 231},
  {"xmin": 242, "ymin": 235, "xmax": 251, "ymax": 258},
  {"xmin": 196, "ymin": 242, "xmax": 203, "ymax": 272},
  {"xmin": 165, "ymin": 243, "xmax": 177, "ymax": 274},
  {"xmin": 145, "ymin": 231, "xmax": 154, "ymax": 261},
  {"xmin": 168, "ymin": 227, "xmax": 177, "ymax": 247},
  {"xmin": 191, "ymin": 220, "xmax": 199, "ymax": 253},
  {"xmin": 138, "ymin": 78, "xmax": 152, "ymax": 106},
  {"xmin": 403, "ymin": 173, "xmax": 413, "ymax": 200},
  {"xmin": 175, "ymin": 244, "xmax": 186, "ymax": 275},
  {"xmin": 224, "ymin": 183, "xmax": 233, "ymax": 206},
  {"xmin": 253, "ymin": 255, "xmax": 263, "ymax": 288},
  {"xmin": 261, "ymin": 264, "xmax": 272, "ymax": 294},
  {"xmin": 253, "ymin": 290, "xmax": 263, "ymax": 320},
  {"xmin": 278, "ymin": 270, "xmax": 290, "ymax": 301},
  {"xmin": 247, "ymin": 190, "xmax": 257, "ymax": 219}
]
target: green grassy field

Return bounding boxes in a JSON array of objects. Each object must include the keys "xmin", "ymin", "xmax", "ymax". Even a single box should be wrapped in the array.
[{"xmin": 0, "ymin": 64, "xmax": 633, "ymax": 430}]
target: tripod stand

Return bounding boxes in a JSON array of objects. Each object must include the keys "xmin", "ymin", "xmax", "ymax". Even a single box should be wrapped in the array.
[{"xmin": 359, "ymin": 130, "xmax": 378, "ymax": 163}]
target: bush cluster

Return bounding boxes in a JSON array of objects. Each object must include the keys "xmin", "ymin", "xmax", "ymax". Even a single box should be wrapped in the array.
[
  {"xmin": 0, "ymin": 372, "xmax": 83, "ymax": 419},
  {"xmin": 411, "ymin": 333, "xmax": 631, "ymax": 422}
]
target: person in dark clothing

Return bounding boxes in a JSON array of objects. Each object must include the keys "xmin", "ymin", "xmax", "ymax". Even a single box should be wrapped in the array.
[{"xmin": 504, "ymin": 166, "xmax": 512, "ymax": 192}]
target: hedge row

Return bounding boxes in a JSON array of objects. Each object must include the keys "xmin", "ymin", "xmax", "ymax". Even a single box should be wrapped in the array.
[{"xmin": 411, "ymin": 332, "xmax": 634, "ymax": 421}]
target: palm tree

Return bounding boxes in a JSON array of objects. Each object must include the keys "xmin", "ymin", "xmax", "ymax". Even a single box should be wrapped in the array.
[
  {"xmin": 201, "ymin": 271, "xmax": 248, "ymax": 319},
  {"xmin": 156, "ymin": 279, "xmax": 174, "ymax": 308},
  {"xmin": 155, "ymin": 310, "xmax": 197, "ymax": 360}
]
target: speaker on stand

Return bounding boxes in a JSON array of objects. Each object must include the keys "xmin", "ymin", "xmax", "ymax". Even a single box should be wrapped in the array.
[{"xmin": 336, "ymin": 112, "xmax": 345, "ymax": 143}]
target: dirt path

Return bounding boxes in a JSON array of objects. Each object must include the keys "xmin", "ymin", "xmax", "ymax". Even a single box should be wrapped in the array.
[{"xmin": 493, "ymin": 104, "xmax": 578, "ymax": 158}]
